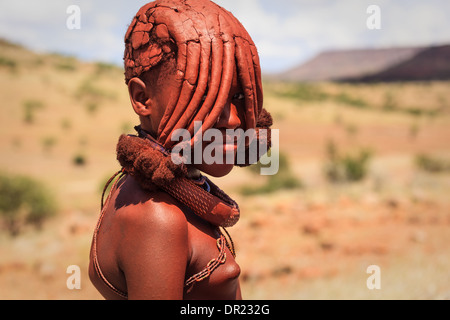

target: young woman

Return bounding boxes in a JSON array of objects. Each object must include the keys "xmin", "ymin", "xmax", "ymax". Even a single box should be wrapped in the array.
[{"xmin": 89, "ymin": 0, "xmax": 272, "ymax": 300}]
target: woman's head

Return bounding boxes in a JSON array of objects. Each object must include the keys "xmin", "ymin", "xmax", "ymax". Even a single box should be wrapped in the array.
[{"xmin": 124, "ymin": 0, "xmax": 269, "ymax": 177}]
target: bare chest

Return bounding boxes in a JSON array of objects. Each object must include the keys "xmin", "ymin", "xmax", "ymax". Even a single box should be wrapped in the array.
[{"xmin": 184, "ymin": 221, "xmax": 241, "ymax": 299}]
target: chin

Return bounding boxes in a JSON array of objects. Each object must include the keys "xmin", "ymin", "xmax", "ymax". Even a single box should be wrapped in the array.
[{"xmin": 194, "ymin": 163, "xmax": 235, "ymax": 178}]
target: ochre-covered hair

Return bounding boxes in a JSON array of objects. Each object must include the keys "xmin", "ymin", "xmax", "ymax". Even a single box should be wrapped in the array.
[{"xmin": 124, "ymin": 0, "xmax": 266, "ymax": 150}]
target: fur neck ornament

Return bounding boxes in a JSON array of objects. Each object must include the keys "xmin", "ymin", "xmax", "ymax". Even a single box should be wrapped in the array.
[{"xmin": 116, "ymin": 127, "xmax": 240, "ymax": 227}]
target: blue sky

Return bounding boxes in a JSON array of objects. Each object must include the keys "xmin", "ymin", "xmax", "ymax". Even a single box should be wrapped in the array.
[{"xmin": 0, "ymin": 0, "xmax": 449, "ymax": 73}]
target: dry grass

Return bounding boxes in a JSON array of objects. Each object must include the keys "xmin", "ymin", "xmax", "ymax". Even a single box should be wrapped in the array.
[{"xmin": 0, "ymin": 42, "xmax": 449, "ymax": 300}]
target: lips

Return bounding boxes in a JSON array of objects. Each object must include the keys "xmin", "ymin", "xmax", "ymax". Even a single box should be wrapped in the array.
[
  {"xmin": 205, "ymin": 129, "xmax": 239, "ymax": 153},
  {"xmin": 207, "ymin": 139, "xmax": 237, "ymax": 151}
]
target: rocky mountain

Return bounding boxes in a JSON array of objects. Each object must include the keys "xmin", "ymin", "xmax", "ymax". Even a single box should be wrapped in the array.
[{"xmin": 277, "ymin": 45, "xmax": 450, "ymax": 82}]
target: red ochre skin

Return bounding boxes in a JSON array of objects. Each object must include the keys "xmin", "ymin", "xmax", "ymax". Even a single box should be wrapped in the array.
[{"xmin": 89, "ymin": 0, "xmax": 264, "ymax": 300}]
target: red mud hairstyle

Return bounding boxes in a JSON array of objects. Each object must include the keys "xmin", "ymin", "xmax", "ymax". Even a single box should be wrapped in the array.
[{"xmin": 124, "ymin": 0, "xmax": 266, "ymax": 150}]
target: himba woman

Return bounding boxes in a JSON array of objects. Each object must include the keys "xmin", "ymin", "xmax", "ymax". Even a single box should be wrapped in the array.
[{"xmin": 89, "ymin": 0, "xmax": 273, "ymax": 300}]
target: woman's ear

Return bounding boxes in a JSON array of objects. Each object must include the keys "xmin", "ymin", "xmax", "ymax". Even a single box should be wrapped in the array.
[{"xmin": 128, "ymin": 77, "xmax": 153, "ymax": 117}]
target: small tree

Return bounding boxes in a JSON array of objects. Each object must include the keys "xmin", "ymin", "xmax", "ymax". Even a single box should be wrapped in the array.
[
  {"xmin": 241, "ymin": 151, "xmax": 302, "ymax": 195},
  {"xmin": 23, "ymin": 100, "xmax": 45, "ymax": 124},
  {"xmin": 324, "ymin": 140, "xmax": 372, "ymax": 183},
  {"xmin": 0, "ymin": 172, "xmax": 57, "ymax": 236},
  {"xmin": 72, "ymin": 153, "xmax": 87, "ymax": 166}
]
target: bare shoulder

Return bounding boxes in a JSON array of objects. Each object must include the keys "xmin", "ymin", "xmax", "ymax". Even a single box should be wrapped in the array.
[
  {"xmin": 112, "ymin": 175, "xmax": 189, "ymax": 255},
  {"xmin": 115, "ymin": 175, "xmax": 188, "ymax": 226}
]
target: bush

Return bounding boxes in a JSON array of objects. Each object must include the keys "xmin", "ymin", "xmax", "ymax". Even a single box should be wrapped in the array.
[
  {"xmin": 23, "ymin": 100, "xmax": 45, "ymax": 123},
  {"xmin": 242, "ymin": 174, "xmax": 300, "ymax": 196},
  {"xmin": 324, "ymin": 140, "xmax": 372, "ymax": 183},
  {"xmin": 334, "ymin": 93, "xmax": 368, "ymax": 109},
  {"xmin": 240, "ymin": 151, "xmax": 302, "ymax": 195},
  {"xmin": 0, "ymin": 56, "xmax": 17, "ymax": 71},
  {"xmin": 86, "ymin": 102, "xmax": 99, "ymax": 115},
  {"xmin": 383, "ymin": 92, "xmax": 398, "ymax": 112},
  {"xmin": 54, "ymin": 57, "xmax": 77, "ymax": 71},
  {"xmin": 415, "ymin": 154, "xmax": 450, "ymax": 173},
  {"xmin": 23, "ymin": 100, "xmax": 45, "ymax": 124},
  {"xmin": 73, "ymin": 153, "xmax": 87, "ymax": 166},
  {"xmin": 0, "ymin": 172, "xmax": 57, "ymax": 236},
  {"xmin": 76, "ymin": 78, "xmax": 117, "ymax": 102},
  {"xmin": 42, "ymin": 136, "xmax": 57, "ymax": 154},
  {"xmin": 95, "ymin": 62, "xmax": 121, "ymax": 75},
  {"xmin": 268, "ymin": 82, "xmax": 329, "ymax": 102}
]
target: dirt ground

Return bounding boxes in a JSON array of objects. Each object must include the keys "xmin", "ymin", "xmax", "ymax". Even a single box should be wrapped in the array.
[{"xmin": 0, "ymin": 42, "xmax": 449, "ymax": 299}]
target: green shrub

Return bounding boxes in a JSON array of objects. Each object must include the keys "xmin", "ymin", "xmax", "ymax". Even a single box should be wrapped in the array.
[
  {"xmin": 95, "ymin": 62, "xmax": 121, "ymax": 75},
  {"xmin": 334, "ymin": 93, "xmax": 368, "ymax": 109},
  {"xmin": 0, "ymin": 56, "xmax": 17, "ymax": 71},
  {"xmin": 42, "ymin": 136, "xmax": 57, "ymax": 154},
  {"xmin": 240, "ymin": 174, "xmax": 301, "ymax": 196},
  {"xmin": 340, "ymin": 151, "xmax": 371, "ymax": 181},
  {"xmin": 324, "ymin": 140, "xmax": 372, "ymax": 183},
  {"xmin": 240, "ymin": 151, "xmax": 302, "ymax": 195},
  {"xmin": 54, "ymin": 57, "xmax": 77, "ymax": 71},
  {"xmin": 0, "ymin": 172, "xmax": 57, "ymax": 236},
  {"xmin": 73, "ymin": 153, "xmax": 87, "ymax": 166},
  {"xmin": 86, "ymin": 102, "xmax": 99, "ymax": 115},
  {"xmin": 76, "ymin": 78, "xmax": 117, "ymax": 102},
  {"xmin": 382, "ymin": 92, "xmax": 398, "ymax": 112},
  {"xmin": 23, "ymin": 100, "xmax": 45, "ymax": 124},
  {"xmin": 269, "ymin": 82, "xmax": 329, "ymax": 102},
  {"xmin": 415, "ymin": 154, "xmax": 450, "ymax": 173}
]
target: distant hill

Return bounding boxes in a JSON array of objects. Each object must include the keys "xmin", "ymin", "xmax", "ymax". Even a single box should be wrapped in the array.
[
  {"xmin": 277, "ymin": 45, "xmax": 450, "ymax": 82},
  {"xmin": 355, "ymin": 45, "xmax": 450, "ymax": 82}
]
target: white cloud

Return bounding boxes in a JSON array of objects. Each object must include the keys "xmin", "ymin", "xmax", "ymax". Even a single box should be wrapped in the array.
[
  {"xmin": 217, "ymin": 0, "xmax": 450, "ymax": 72},
  {"xmin": 215, "ymin": 0, "xmax": 374, "ymax": 71}
]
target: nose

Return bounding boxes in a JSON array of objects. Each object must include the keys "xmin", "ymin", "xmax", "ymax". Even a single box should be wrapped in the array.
[{"xmin": 215, "ymin": 102, "xmax": 241, "ymax": 130}]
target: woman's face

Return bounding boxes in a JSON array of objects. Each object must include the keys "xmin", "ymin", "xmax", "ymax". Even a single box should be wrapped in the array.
[{"xmin": 192, "ymin": 65, "xmax": 246, "ymax": 177}]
